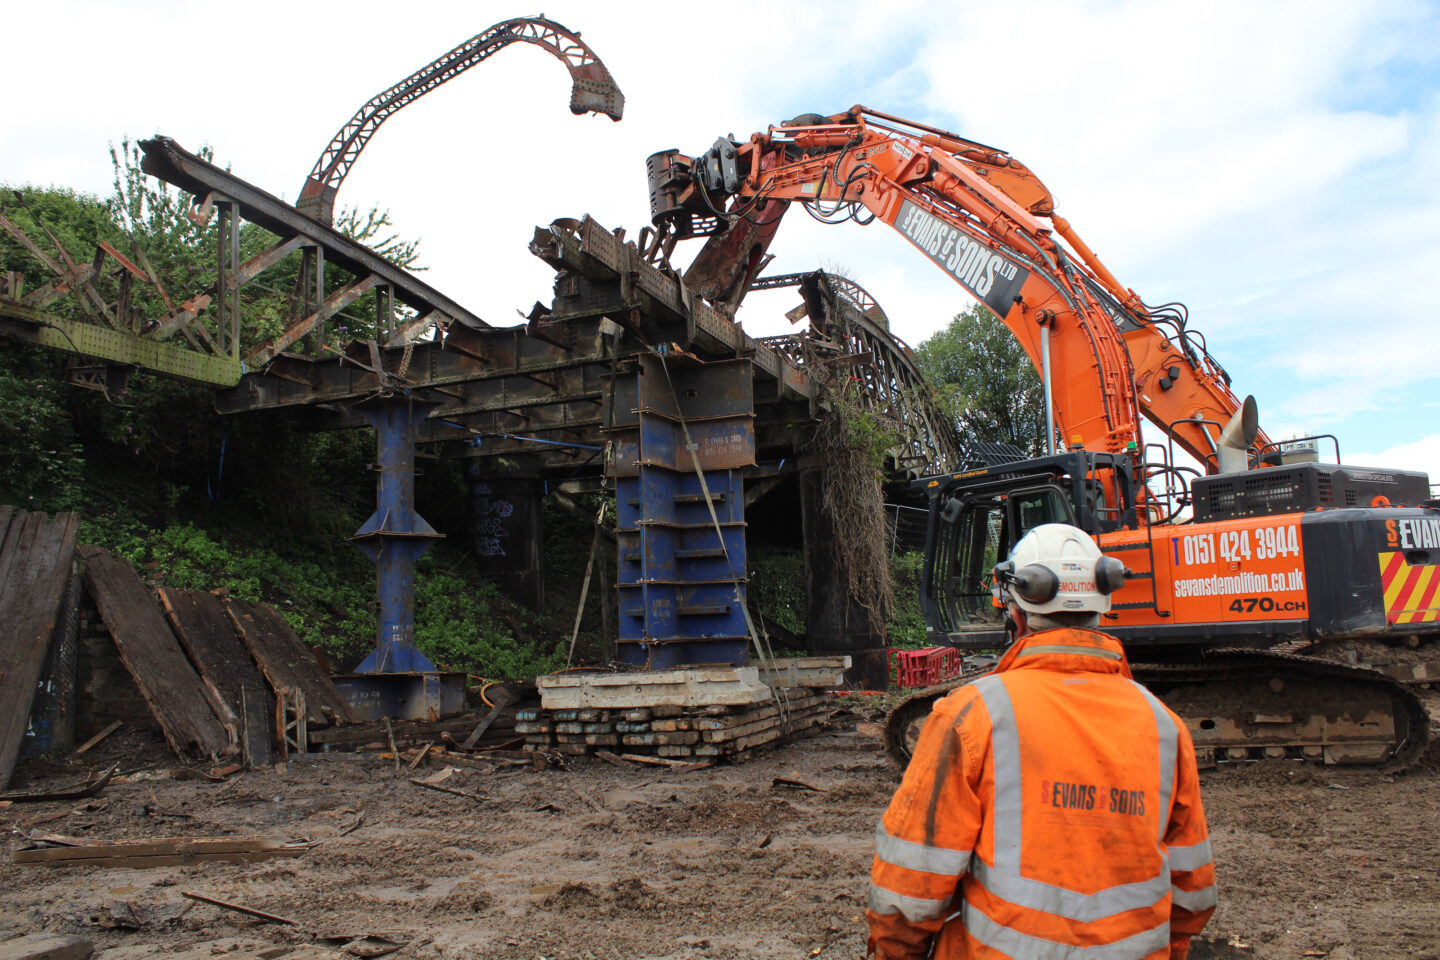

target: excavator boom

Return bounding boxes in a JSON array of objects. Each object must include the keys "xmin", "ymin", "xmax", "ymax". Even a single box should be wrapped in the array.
[{"xmin": 648, "ymin": 106, "xmax": 1267, "ymax": 472}]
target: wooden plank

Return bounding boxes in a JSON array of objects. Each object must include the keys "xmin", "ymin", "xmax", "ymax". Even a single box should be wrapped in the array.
[
  {"xmin": 73, "ymin": 721, "xmax": 122, "ymax": 755},
  {"xmin": 0, "ymin": 933, "xmax": 93, "ymax": 960},
  {"xmin": 81, "ymin": 551, "xmax": 232, "ymax": 761},
  {"xmin": 694, "ymin": 727, "xmax": 782, "ymax": 756},
  {"xmin": 690, "ymin": 695, "xmax": 825, "ymax": 730},
  {"xmin": 701, "ymin": 716, "xmax": 780, "ymax": 743},
  {"xmin": 16, "ymin": 850, "xmax": 306, "ymax": 870},
  {"xmin": 615, "ymin": 753, "xmax": 688, "ymax": 767},
  {"xmin": 225, "ymin": 600, "xmax": 355, "ymax": 725},
  {"xmin": 0, "ymin": 764, "xmax": 115, "ymax": 803},
  {"xmin": 13, "ymin": 835, "xmax": 309, "ymax": 865},
  {"xmin": 160, "ymin": 589, "xmax": 274, "ymax": 767},
  {"xmin": 461, "ymin": 704, "xmax": 504, "ymax": 749},
  {"xmin": 621, "ymin": 730, "xmax": 699, "ymax": 746},
  {"xmin": 0, "ymin": 510, "xmax": 80, "ymax": 791},
  {"xmin": 408, "ymin": 778, "xmax": 495, "ymax": 803}
]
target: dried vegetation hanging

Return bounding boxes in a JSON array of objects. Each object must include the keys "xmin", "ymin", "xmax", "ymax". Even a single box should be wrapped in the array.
[{"xmin": 811, "ymin": 379, "xmax": 900, "ymax": 625}]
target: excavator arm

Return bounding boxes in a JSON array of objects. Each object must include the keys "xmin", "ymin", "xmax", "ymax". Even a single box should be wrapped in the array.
[{"xmin": 647, "ymin": 106, "xmax": 1268, "ymax": 474}]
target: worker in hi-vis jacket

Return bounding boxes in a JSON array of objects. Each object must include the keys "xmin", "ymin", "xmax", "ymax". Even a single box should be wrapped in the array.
[{"xmin": 867, "ymin": 523, "xmax": 1216, "ymax": 959}]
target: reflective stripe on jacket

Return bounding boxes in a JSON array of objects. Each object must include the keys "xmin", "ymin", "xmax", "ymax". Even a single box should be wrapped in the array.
[{"xmin": 867, "ymin": 628, "xmax": 1216, "ymax": 960}]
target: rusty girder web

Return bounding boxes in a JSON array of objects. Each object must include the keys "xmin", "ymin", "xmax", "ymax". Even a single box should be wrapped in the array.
[
  {"xmin": 751, "ymin": 271, "xmax": 960, "ymax": 478},
  {"xmin": 749, "ymin": 270, "xmax": 889, "ymax": 327},
  {"xmin": 296, "ymin": 16, "xmax": 624, "ymax": 224}
]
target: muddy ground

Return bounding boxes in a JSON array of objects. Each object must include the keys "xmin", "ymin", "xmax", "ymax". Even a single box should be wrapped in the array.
[{"xmin": 2, "ymin": 704, "xmax": 1438, "ymax": 960}]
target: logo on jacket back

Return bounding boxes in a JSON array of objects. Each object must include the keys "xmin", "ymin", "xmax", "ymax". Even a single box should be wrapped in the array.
[
  {"xmin": 896, "ymin": 200, "xmax": 1029, "ymax": 316},
  {"xmin": 1040, "ymin": 779, "xmax": 1146, "ymax": 816}
]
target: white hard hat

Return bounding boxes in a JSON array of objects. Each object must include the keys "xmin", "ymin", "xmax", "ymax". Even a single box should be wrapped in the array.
[{"xmin": 991, "ymin": 523, "xmax": 1130, "ymax": 616}]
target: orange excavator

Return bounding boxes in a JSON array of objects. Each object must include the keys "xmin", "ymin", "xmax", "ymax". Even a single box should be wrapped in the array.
[{"xmin": 646, "ymin": 106, "xmax": 1435, "ymax": 770}]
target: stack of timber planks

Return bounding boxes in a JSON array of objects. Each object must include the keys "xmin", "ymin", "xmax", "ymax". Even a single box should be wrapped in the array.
[
  {"xmin": 81, "ymin": 550, "xmax": 234, "ymax": 762},
  {"xmin": 79, "ymin": 563, "xmax": 358, "ymax": 764},
  {"xmin": 516, "ymin": 691, "xmax": 832, "ymax": 759}
]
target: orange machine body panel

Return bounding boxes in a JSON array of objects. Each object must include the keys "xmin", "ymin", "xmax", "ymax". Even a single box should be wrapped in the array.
[{"xmin": 1100, "ymin": 514, "xmax": 1309, "ymax": 631}]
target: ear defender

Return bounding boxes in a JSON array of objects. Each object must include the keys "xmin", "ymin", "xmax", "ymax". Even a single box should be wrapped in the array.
[
  {"xmin": 1095, "ymin": 556, "xmax": 1130, "ymax": 595},
  {"xmin": 1010, "ymin": 563, "xmax": 1059, "ymax": 604}
]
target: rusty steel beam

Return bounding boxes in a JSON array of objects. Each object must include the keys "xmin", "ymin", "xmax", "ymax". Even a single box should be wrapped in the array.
[
  {"xmin": 216, "ymin": 320, "xmax": 619, "ymax": 413},
  {"xmin": 247, "ymin": 273, "xmax": 380, "ymax": 364},
  {"xmin": 529, "ymin": 217, "xmax": 816, "ymax": 398},
  {"xmin": 297, "ymin": 16, "xmax": 623, "ymax": 224},
  {"xmin": 138, "ymin": 137, "xmax": 487, "ymax": 331},
  {"xmin": 294, "ymin": 373, "xmax": 608, "ymax": 434}
]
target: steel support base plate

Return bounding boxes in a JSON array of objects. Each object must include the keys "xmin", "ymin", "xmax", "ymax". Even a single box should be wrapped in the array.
[{"xmin": 332, "ymin": 671, "xmax": 467, "ymax": 722}]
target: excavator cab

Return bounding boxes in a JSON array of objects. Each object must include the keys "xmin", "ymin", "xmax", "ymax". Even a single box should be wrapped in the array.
[
  {"xmin": 917, "ymin": 452, "xmax": 1135, "ymax": 648},
  {"xmin": 923, "ymin": 480, "xmax": 1077, "ymax": 645}
]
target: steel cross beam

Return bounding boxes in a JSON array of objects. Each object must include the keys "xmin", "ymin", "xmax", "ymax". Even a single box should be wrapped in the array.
[{"xmin": 216, "ymin": 320, "xmax": 614, "ymax": 411}]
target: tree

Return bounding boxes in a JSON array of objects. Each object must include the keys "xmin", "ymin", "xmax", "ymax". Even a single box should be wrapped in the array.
[{"xmin": 914, "ymin": 302, "xmax": 1047, "ymax": 456}]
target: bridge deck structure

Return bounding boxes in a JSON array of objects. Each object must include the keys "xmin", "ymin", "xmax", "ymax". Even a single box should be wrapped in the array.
[{"xmin": 0, "ymin": 137, "xmax": 959, "ymax": 689}]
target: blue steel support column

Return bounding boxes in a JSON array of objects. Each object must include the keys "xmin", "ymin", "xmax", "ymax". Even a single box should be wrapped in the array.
[
  {"xmin": 350, "ymin": 396, "xmax": 444, "ymax": 674},
  {"xmin": 606, "ymin": 355, "xmax": 756, "ymax": 669}
]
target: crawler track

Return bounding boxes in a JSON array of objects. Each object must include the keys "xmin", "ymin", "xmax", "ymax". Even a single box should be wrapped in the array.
[{"xmin": 883, "ymin": 650, "xmax": 1429, "ymax": 774}]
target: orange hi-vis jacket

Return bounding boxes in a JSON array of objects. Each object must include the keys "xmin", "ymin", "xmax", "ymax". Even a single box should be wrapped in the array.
[{"xmin": 867, "ymin": 628, "xmax": 1216, "ymax": 960}]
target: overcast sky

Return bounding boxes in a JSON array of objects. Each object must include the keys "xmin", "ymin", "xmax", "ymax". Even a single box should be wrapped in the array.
[{"xmin": 4, "ymin": 0, "xmax": 1438, "ymax": 478}]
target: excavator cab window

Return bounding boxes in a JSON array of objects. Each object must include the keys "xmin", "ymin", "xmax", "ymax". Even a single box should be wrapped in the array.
[
  {"xmin": 938, "ymin": 497, "xmax": 1006, "ymax": 629},
  {"xmin": 924, "ymin": 482, "xmax": 1076, "ymax": 638},
  {"xmin": 1006, "ymin": 485, "xmax": 1075, "ymax": 543}
]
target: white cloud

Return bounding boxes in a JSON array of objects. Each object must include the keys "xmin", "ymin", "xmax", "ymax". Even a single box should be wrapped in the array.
[{"xmin": 1349, "ymin": 433, "xmax": 1440, "ymax": 482}]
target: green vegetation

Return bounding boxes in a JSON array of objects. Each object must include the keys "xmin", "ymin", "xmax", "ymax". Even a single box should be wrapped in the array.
[
  {"xmin": 886, "ymin": 551, "xmax": 929, "ymax": 648},
  {"xmin": 749, "ymin": 544, "xmax": 930, "ymax": 650},
  {"xmin": 0, "ymin": 353, "xmax": 86, "ymax": 511},
  {"xmin": 914, "ymin": 303, "xmax": 1046, "ymax": 455},
  {"xmin": 749, "ymin": 545, "xmax": 807, "ymax": 638}
]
